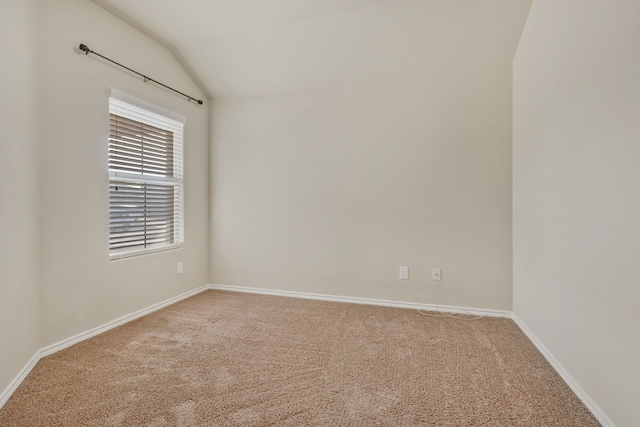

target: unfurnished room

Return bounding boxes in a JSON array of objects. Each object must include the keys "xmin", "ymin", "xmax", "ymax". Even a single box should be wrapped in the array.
[{"xmin": 0, "ymin": 0, "xmax": 638, "ymax": 425}]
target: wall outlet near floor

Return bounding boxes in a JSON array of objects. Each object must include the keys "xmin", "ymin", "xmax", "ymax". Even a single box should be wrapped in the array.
[
  {"xmin": 177, "ymin": 262, "xmax": 183, "ymax": 274},
  {"xmin": 399, "ymin": 266, "xmax": 409, "ymax": 280},
  {"xmin": 432, "ymin": 268, "xmax": 441, "ymax": 281}
]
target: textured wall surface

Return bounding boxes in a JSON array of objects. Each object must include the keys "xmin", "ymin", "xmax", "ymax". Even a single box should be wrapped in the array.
[
  {"xmin": 209, "ymin": 2, "xmax": 533, "ymax": 312},
  {"xmin": 0, "ymin": 0, "xmax": 41, "ymax": 398},
  {"xmin": 513, "ymin": 0, "xmax": 640, "ymax": 425},
  {"xmin": 211, "ymin": 75, "xmax": 514, "ymax": 310}
]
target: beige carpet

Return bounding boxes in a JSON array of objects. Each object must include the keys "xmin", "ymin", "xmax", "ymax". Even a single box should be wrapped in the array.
[{"xmin": 0, "ymin": 290, "xmax": 599, "ymax": 426}]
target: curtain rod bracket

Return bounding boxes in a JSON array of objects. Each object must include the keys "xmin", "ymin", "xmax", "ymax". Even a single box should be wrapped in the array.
[{"xmin": 78, "ymin": 43, "xmax": 204, "ymax": 105}]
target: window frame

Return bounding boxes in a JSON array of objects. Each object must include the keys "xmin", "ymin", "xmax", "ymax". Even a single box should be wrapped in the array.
[{"xmin": 108, "ymin": 91, "xmax": 186, "ymax": 261}]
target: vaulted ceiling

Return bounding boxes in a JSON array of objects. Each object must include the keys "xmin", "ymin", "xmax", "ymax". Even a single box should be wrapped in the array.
[{"xmin": 91, "ymin": 0, "xmax": 532, "ymax": 99}]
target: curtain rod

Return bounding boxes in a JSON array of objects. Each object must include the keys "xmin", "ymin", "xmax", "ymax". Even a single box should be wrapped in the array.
[{"xmin": 78, "ymin": 43, "xmax": 204, "ymax": 105}]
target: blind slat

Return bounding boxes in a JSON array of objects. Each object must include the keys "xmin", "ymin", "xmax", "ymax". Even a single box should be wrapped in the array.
[
  {"xmin": 110, "ymin": 230, "xmax": 175, "ymax": 244},
  {"xmin": 108, "ymin": 141, "xmax": 174, "ymax": 157},
  {"xmin": 109, "ymin": 133, "xmax": 174, "ymax": 151}
]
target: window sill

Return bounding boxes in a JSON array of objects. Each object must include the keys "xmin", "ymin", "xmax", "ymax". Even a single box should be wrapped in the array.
[{"xmin": 109, "ymin": 243, "xmax": 183, "ymax": 261}]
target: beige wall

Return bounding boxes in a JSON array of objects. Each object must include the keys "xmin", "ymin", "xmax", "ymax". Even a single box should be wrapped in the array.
[
  {"xmin": 211, "ymin": 61, "xmax": 515, "ymax": 310},
  {"xmin": 35, "ymin": 0, "xmax": 210, "ymax": 346},
  {"xmin": 1, "ymin": 0, "xmax": 210, "ymax": 397},
  {"xmin": 513, "ymin": 0, "xmax": 640, "ymax": 425},
  {"xmin": 0, "ymin": 0, "xmax": 41, "ymax": 395}
]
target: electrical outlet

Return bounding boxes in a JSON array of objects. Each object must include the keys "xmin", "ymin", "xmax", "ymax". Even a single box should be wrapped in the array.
[
  {"xmin": 399, "ymin": 266, "xmax": 409, "ymax": 280},
  {"xmin": 432, "ymin": 268, "xmax": 441, "ymax": 281},
  {"xmin": 177, "ymin": 262, "xmax": 183, "ymax": 274}
]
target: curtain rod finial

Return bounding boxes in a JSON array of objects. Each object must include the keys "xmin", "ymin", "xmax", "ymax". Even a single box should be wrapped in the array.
[{"xmin": 79, "ymin": 43, "xmax": 90, "ymax": 54}]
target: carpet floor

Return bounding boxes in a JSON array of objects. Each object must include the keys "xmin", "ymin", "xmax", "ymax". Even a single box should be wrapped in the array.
[{"xmin": 0, "ymin": 290, "xmax": 600, "ymax": 426}]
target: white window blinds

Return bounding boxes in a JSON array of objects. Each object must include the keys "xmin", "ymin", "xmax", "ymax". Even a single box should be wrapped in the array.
[{"xmin": 108, "ymin": 96, "xmax": 184, "ymax": 260}]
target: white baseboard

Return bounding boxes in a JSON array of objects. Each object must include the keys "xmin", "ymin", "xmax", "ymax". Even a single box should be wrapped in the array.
[
  {"xmin": 39, "ymin": 285, "xmax": 209, "ymax": 358},
  {"xmin": 0, "ymin": 351, "xmax": 40, "ymax": 409},
  {"xmin": 207, "ymin": 284, "xmax": 512, "ymax": 318},
  {"xmin": 511, "ymin": 314, "xmax": 615, "ymax": 427},
  {"xmin": 0, "ymin": 284, "xmax": 210, "ymax": 409}
]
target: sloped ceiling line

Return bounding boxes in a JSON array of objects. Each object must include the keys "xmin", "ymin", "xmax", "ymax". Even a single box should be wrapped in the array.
[
  {"xmin": 91, "ymin": 0, "xmax": 532, "ymax": 99},
  {"xmin": 91, "ymin": 0, "xmax": 212, "ymax": 99}
]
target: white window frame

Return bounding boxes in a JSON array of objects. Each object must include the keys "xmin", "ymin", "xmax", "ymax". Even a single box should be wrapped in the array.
[{"xmin": 108, "ymin": 90, "xmax": 186, "ymax": 260}]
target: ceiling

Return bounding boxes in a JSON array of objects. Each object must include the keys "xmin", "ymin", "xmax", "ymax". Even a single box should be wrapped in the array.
[{"xmin": 91, "ymin": 0, "xmax": 532, "ymax": 99}]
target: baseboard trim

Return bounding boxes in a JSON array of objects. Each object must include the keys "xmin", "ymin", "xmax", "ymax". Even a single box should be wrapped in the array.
[
  {"xmin": 0, "ymin": 351, "xmax": 40, "ymax": 409},
  {"xmin": 0, "ymin": 284, "xmax": 209, "ymax": 409},
  {"xmin": 207, "ymin": 284, "xmax": 512, "ymax": 318},
  {"xmin": 39, "ymin": 285, "xmax": 209, "ymax": 358},
  {"xmin": 511, "ymin": 314, "xmax": 615, "ymax": 427}
]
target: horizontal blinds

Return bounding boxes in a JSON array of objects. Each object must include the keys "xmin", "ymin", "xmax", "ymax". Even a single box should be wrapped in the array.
[
  {"xmin": 109, "ymin": 97, "xmax": 183, "ymax": 258},
  {"xmin": 109, "ymin": 114, "xmax": 175, "ymax": 177},
  {"xmin": 109, "ymin": 182, "xmax": 176, "ymax": 250}
]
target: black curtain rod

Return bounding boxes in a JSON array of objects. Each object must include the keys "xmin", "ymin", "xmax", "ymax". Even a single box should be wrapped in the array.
[{"xmin": 79, "ymin": 43, "xmax": 204, "ymax": 105}]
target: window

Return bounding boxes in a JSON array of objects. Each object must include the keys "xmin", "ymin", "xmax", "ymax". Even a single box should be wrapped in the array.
[{"xmin": 108, "ymin": 92, "xmax": 185, "ymax": 260}]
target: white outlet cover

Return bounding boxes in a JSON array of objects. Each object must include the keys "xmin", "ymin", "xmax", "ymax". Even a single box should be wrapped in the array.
[{"xmin": 399, "ymin": 266, "xmax": 409, "ymax": 280}]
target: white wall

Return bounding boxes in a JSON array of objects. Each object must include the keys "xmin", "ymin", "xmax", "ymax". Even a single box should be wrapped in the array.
[
  {"xmin": 211, "ymin": 58, "xmax": 516, "ymax": 310},
  {"xmin": 36, "ymin": 0, "xmax": 210, "ymax": 346},
  {"xmin": 513, "ymin": 1, "xmax": 640, "ymax": 425},
  {"xmin": 0, "ymin": 0, "xmax": 41, "ymax": 396}
]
